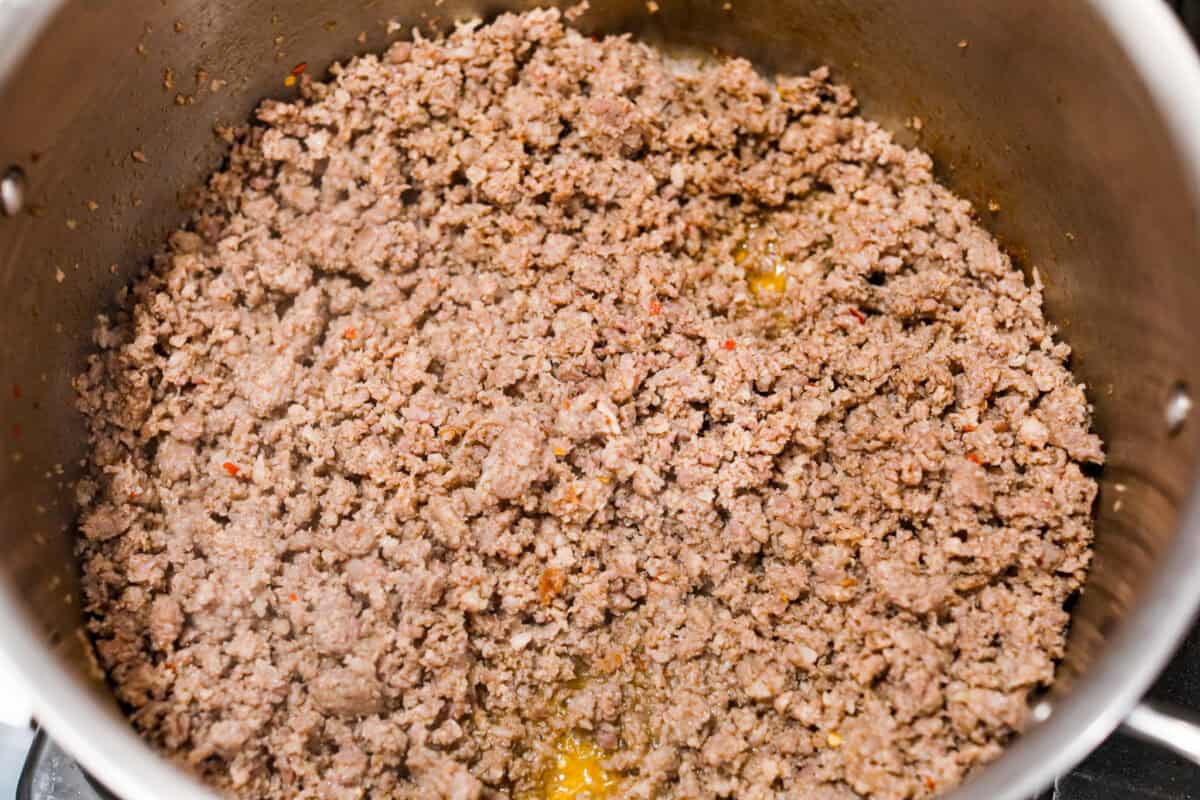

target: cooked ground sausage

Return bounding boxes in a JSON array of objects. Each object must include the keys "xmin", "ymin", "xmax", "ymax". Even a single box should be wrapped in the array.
[{"xmin": 74, "ymin": 8, "xmax": 1102, "ymax": 799}]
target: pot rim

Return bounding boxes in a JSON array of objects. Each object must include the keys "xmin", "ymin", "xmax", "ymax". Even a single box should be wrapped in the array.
[{"xmin": 0, "ymin": 2, "xmax": 1198, "ymax": 799}]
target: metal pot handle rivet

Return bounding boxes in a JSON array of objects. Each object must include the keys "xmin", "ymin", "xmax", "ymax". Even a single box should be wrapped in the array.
[
  {"xmin": 1166, "ymin": 383, "xmax": 1193, "ymax": 436},
  {"xmin": 0, "ymin": 166, "xmax": 27, "ymax": 217}
]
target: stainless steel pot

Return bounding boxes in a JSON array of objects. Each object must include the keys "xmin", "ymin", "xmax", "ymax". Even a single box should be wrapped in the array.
[{"xmin": 1, "ymin": 1, "xmax": 1199, "ymax": 798}]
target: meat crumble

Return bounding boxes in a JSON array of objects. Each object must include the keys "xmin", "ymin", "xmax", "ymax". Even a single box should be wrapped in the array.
[{"xmin": 73, "ymin": 8, "xmax": 1103, "ymax": 799}]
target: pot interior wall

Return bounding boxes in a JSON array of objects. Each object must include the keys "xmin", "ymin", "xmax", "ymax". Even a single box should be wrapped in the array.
[{"xmin": 0, "ymin": 0, "xmax": 1197, "ymax": 788}]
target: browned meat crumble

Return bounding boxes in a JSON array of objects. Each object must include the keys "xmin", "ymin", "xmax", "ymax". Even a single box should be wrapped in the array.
[{"xmin": 74, "ymin": 8, "xmax": 1103, "ymax": 800}]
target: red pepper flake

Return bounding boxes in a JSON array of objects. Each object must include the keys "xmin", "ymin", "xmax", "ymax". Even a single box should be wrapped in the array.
[
  {"xmin": 10, "ymin": 423, "xmax": 20, "ymax": 438},
  {"xmin": 289, "ymin": 593, "xmax": 299, "ymax": 602},
  {"xmin": 344, "ymin": 327, "xmax": 358, "ymax": 341},
  {"xmin": 222, "ymin": 461, "xmax": 240, "ymax": 477},
  {"xmin": 11, "ymin": 384, "xmax": 21, "ymax": 400},
  {"xmin": 966, "ymin": 452, "xmax": 982, "ymax": 465},
  {"xmin": 925, "ymin": 777, "xmax": 937, "ymax": 791},
  {"xmin": 963, "ymin": 425, "xmax": 977, "ymax": 433},
  {"xmin": 648, "ymin": 299, "xmax": 662, "ymax": 316},
  {"xmin": 723, "ymin": 339, "xmax": 736, "ymax": 351},
  {"xmin": 290, "ymin": 61, "xmax": 308, "ymax": 76},
  {"xmin": 848, "ymin": 307, "xmax": 866, "ymax": 324},
  {"xmin": 128, "ymin": 491, "xmax": 140, "ymax": 501}
]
